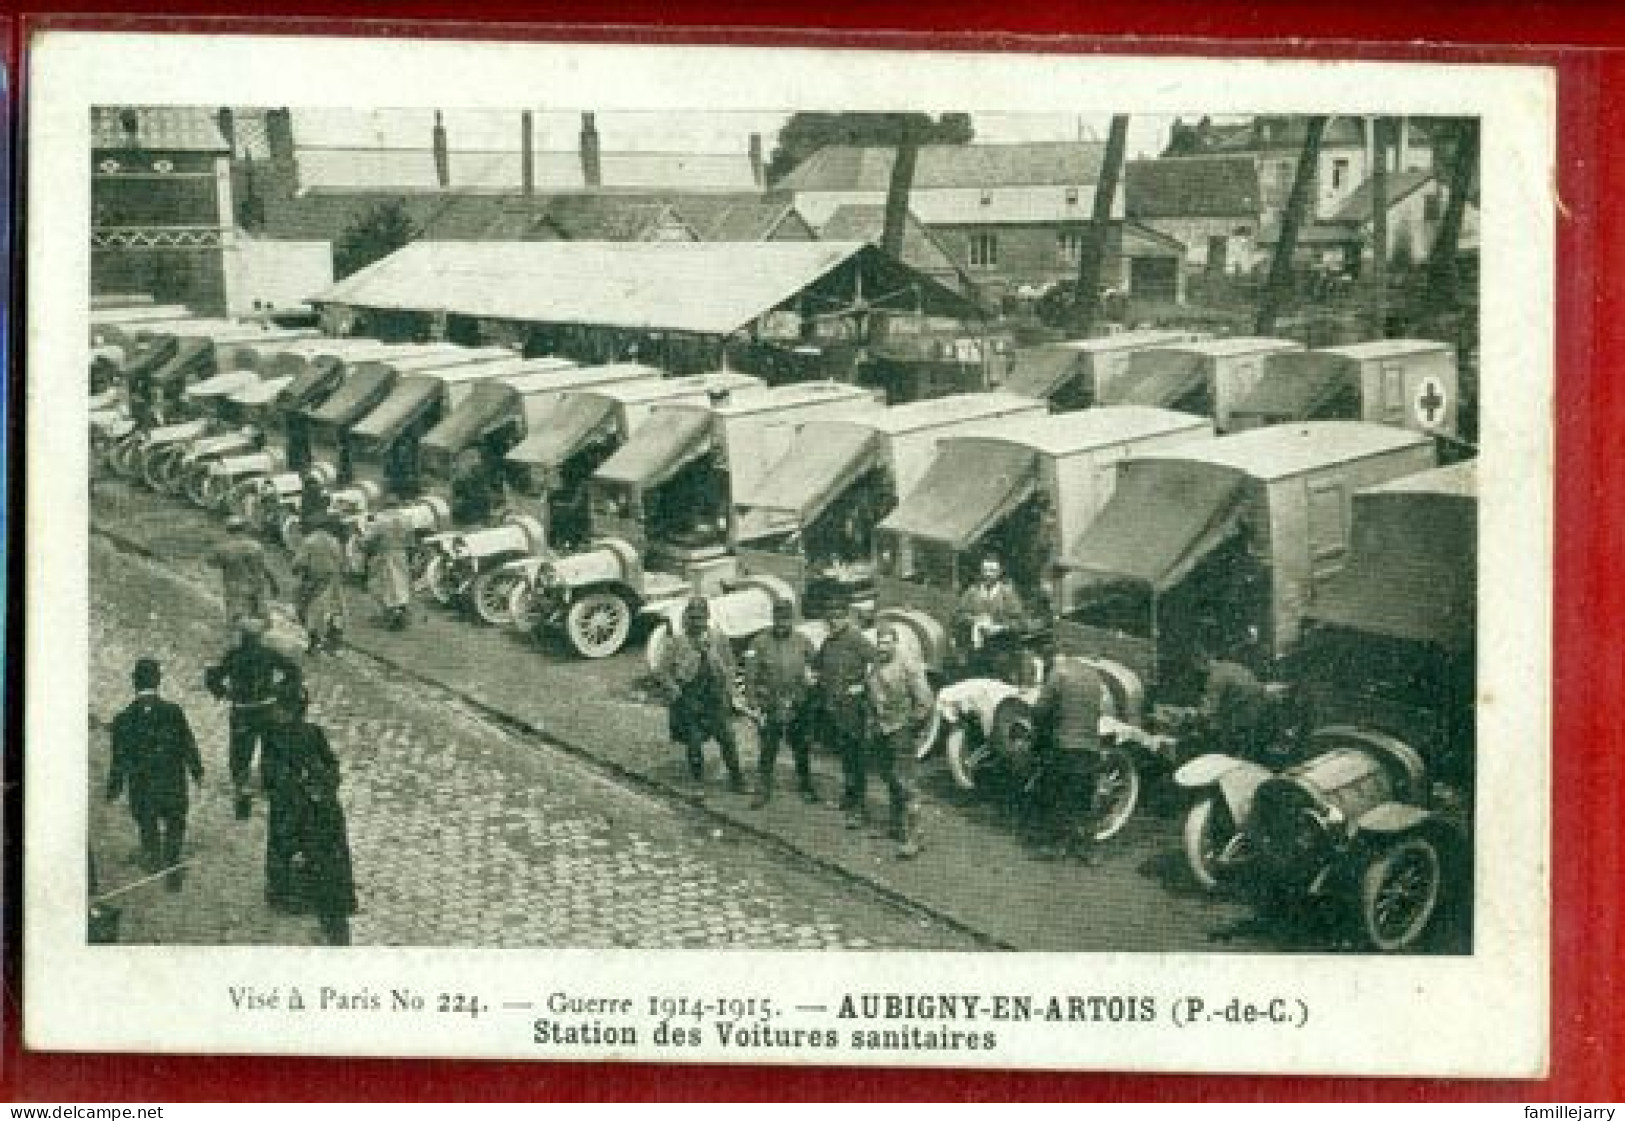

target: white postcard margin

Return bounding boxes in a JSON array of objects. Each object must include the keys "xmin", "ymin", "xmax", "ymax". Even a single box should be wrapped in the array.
[{"xmin": 23, "ymin": 32, "xmax": 1555, "ymax": 1077}]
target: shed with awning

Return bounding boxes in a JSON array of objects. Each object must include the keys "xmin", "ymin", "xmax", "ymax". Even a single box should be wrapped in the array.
[{"xmin": 311, "ymin": 240, "xmax": 983, "ymax": 339}]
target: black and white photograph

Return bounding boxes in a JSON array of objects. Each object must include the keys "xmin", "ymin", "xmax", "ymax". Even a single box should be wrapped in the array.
[{"xmin": 26, "ymin": 33, "xmax": 1553, "ymax": 1075}]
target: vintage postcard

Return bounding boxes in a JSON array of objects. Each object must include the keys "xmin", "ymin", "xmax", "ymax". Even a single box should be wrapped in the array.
[{"xmin": 25, "ymin": 30, "xmax": 1552, "ymax": 1075}]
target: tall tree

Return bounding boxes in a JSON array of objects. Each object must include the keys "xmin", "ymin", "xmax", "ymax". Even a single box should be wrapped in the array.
[
  {"xmin": 765, "ymin": 111, "xmax": 972, "ymax": 184},
  {"xmin": 334, "ymin": 200, "xmax": 420, "ymax": 279},
  {"xmin": 1369, "ymin": 116, "xmax": 1390, "ymax": 334},
  {"xmin": 1424, "ymin": 117, "xmax": 1479, "ymax": 315},
  {"xmin": 1071, "ymin": 113, "xmax": 1130, "ymax": 334},
  {"xmin": 1256, "ymin": 115, "xmax": 1329, "ymax": 335},
  {"xmin": 880, "ymin": 117, "xmax": 923, "ymax": 260}
]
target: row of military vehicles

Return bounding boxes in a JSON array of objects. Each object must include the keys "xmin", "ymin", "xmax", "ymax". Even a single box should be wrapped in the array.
[{"xmin": 90, "ymin": 297, "xmax": 1475, "ymax": 953}]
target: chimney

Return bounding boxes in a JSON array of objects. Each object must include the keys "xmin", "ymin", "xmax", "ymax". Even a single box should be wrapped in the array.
[
  {"xmin": 748, "ymin": 133, "xmax": 764, "ymax": 189},
  {"xmin": 580, "ymin": 112, "xmax": 602, "ymax": 188},
  {"xmin": 264, "ymin": 108, "xmax": 298, "ymax": 192},
  {"xmin": 432, "ymin": 110, "xmax": 451, "ymax": 189},
  {"xmin": 520, "ymin": 111, "xmax": 535, "ymax": 197}
]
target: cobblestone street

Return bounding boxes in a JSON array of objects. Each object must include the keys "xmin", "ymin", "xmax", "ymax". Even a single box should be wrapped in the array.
[
  {"xmin": 89, "ymin": 479, "xmax": 1308, "ymax": 952},
  {"xmin": 88, "ymin": 533, "xmax": 982, "ymax": 950}
]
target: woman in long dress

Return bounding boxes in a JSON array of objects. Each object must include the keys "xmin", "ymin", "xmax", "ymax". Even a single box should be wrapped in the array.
[{"xmin": 365, "ymin": 512, "xmax": 414, "ymax": 631}]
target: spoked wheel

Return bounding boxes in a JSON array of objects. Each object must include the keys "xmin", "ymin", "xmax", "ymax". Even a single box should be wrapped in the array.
[
  {"xmin": 141, "ymin": 446, "xmax": 181, "ymax": 492},
  {"xmin": 564, "ymin": 590, "xmax": 633, "ymax": 659},
  {"xmin": 470, "ymin": 569, "xmax": 519, "ymax": 626},
  {"xmin": 183, "ymin": 466, "xmax": 214, "ymax": 507},
  {"xmin": 421, "ymin": 553, "xmax": 457, "ymax": 606},
  {"xmin": 644, "ymin": 621, "xmax": 674, "ymax": 676},
  {"xmin": 1182, "ymin": 797, "xmax": 1238, "ymax": 891},
  {"xmin": 1085, "ymin": 745, "xmax": 1141, "ymax": 843},
  {"xmin": 507, "ymin": 580, "xmax": 542, "ymax": 633},
  {"xmin": 946, "ymin": 697, "xmax": 1031, "ymax": 791},
  {"xmin": 1358, "ymin": 836, "xmax": 1442, "ymax": 953}
]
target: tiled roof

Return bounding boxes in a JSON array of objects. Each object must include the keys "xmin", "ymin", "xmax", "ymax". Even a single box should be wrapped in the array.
[
  {"xmin": 1203, "ymin": 116, "xmax": 1370, "ymax": 153},
  {"xmin": 538, "ymin": 196, "xmax": 690, "ymax": 241},
  {"xmin": 817, "ymin": 204, "xmax": 965, "ymax": 281},
  {"xmin": 295, "ymin": 147, "xmax": 760, "ymax": 192},
  {"xmin": 1126, "ymin": 156, "xmax": 1262, "ymax": 219},
  {"xmin": 1329, "ymin": 169, "xmax": 1436, "ymax": 223},
  {"xmin": 92, "ymin": 107, "xmax": 229, "ymax": 152},
  {"xmin": 261, "ymin": 191, "xmax": 548, "ymax": 243},
  {"xmin": 775, "ymin": 142, "xmax": 1107, "ymax": 191}
]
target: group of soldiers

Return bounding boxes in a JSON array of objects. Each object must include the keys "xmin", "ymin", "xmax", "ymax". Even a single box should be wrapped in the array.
[
  {"xmin": 651, "ymin": 593, "xmax": 933, "ymax": 859},
  {"xmin": 102, "ymin": 497, "xmax": 366, "ymax": 946}
]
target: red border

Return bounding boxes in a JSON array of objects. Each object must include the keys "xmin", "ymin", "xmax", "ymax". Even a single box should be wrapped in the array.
[{"xmin": 6, "ymin": 6, "xmax": 1622, "ymax": 1103}]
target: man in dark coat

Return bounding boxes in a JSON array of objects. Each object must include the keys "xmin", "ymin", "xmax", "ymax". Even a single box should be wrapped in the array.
[
  {"xmin": 107, "ymin": 658, "xmax": 203, "ymax": 891},
  {"xmin": 651, "ymin": 597, "xmax": 746, "ymax": 796},
  {"xmin": 206, "ymin": 617, "xmax": 303, "ymax": 820},
  {"xmin": 862, "ymin": 625, "xmax": 934, "ymax": 858},
  {"xmin": 743, "ymin": 599, "xmax": 819, "ymax": 808},
  {"xmin": 811, "ymin": 596, "xmax": 877, "ymax": 828},
  {"xmin": 269, "ymin": 683, "xmax": 358, "ymax": 943},
  {"xmin": 1030, "ymin": 638, "xmax": 1110, "ymax": 865}
]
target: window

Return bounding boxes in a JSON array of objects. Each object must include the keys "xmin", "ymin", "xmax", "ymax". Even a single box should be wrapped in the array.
[
  {"xmin": 1057, "ymin": 231, "xmax": 1084, "ymax": 265},
  {"xmin": 1331, "ymin": 157, "xmax": 1350, "ymax": 190},
  {"xmin": 1065, "ymin": 187, "xmax": 1080, "ymax": 205},
  {"xmin": 969, "ymin": 233, "xmax": 999, "ymax": 268},
  {"xmin": 1380, "ymin": 362, "xmax": 1406, "ymax": 420},
  {"xmin": 1424, "ymin": 192, "xmax": 1443, "ymax": 222},
  {"xmin": 980, "ymin": 189, "xmax": 994, "ymax": 206}
]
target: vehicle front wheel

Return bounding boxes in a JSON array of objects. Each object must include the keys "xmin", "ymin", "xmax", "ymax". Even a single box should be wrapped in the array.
[
  {"xmin": 565, "ymin": 590, "xmax": 633, "ymax": 659},
  {"xmin": 945, "ymin": 697, "xmax": 1030, "ymax": 791},
  {"xmin": 420, "ymin": 553, "xmax": 456, "ymax": 605},
  {"xmin": 1087, "ymin": 745, "xmax": 1141, "ymax": 843},
  {"xmin": 913, "ymin": 701, "xmax": 943, "ymax": 761},
  {"xmin": 1182, "ymin": 797, "xmax": 1235, "ymax": 891},
  {"xmin": 470, "ymin": 569, "xmax": 519, "ymax": 626},
  {"xmin": 1358, "ymin": 836, "xmax": 1443, "ymax": 953}
]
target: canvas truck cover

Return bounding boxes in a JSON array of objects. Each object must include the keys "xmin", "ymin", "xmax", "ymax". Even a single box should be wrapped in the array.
[
  {"xmin": 877, "ymin": 440, "xmax": 1038, "ymax": 549},
  {"xmin": 505, "ymin": 394, "xmax": 620, "ymax": 470},
  {"xmin": 1064, "ymin": 460, "xmax": 1246, "ymax": 592},
  {"xmin": 733, "ymin": 424, "xmax": 880, "ymax": 543},
  {"xmin": 149, "ymin": 337, "xmax": 216, "ymax": 385},
  {"xmin": 1004, "ymin": 346, "xmax": 1083, "ymax": 401},
  {"xmin": 279, "ymin": 356, "xmax": 348, "ymax": 412},
  {"xmin": 302, "ymin": 364, "xmax": 396, "ymax": 427},
  {"xmin": 348, "ymin": 376, "xmax": 445, "ymax": 448},
  {"xmin": 1230, "ymin": 352, "xmax": 1361, "ymax": 428},
  {"xmin": 1306, "ymin": 460, "xmax": 1477, "ymax": 651},
  {"xmin": 1107, "ymin": 348, "xmax": 1208, "ymax": 413},
  {"xmin": 593, "ymin": 408, "xmax": 714, "ymax": 490},
  {"xmin": 421, "ymin": 381, "xmax": 520, "ymax": 459}
]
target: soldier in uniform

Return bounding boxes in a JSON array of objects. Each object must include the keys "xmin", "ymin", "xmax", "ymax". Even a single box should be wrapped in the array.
[
  {"xmin": 205, "ymin": 617, "xmax": 303, "ymax": 820},
  {"xmin": 364, "ymin": 512, "xmax": 415, "ymax": 631},
  {"xmin": 652, "ymin": 597, "xmax": 747, "ymax": 796},
  {"xmin": 106, "ymin": 658, "xmax": 203, "ymax": 891},
  {"xmin": 743, "ymin": 599, "xmax": 819, "ymax": 809},
  {"xmin": 1195, "ymin": 642, "xmax": 1270, "ymax": 759},
  {"xmin": 291, "ymin": 515, "xmax": 347, "ymax": 654},
  {"xmin": 862, "ymin": 625, "xmax": 935, "ymax": 858},
  {"xmin": 811, "ymin": 595, "xmax": 877, "ymax": 828},
  {"xmin": 1029, "ymin": 636, "xmax": 1110, "ymax": 865},
  {"xmin": 956, "ymin": 555, "xmax": 1025, "ymax": 679},
  {"xmin": 208, "ymin": 516, "xmax": 281, "ymax": 634}
]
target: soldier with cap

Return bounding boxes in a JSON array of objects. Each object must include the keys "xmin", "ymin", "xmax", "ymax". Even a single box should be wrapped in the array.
[
  {"xmin": 956, "ymin": 555, "xmax": 1026, "ymax": 679},
  {"xmin": 742, "ymin": 599, "xmax": 819, "ymax": 809},
  {"xmin": 291, "ymin": 515, "xmax": 347, "ymax": 654},
  {"xmin": 1029, "ymin": 634, "xmax": 1111, "ymax": 865},
  {"xmin": 106, "ymin": 657, "xmax": 203, "ymax": 891},
  {"xmin": 861, "ymin": 624, "xmax": 934, "ymax": 858},
  {"xmin": 651, "ymin": 596, "xmax": 747, "ymax": 796},
  {"xmin": 364, "ymin": 512, "xmax": 415, "ymax": 632},
  {"xmin": 205, "ymin": 616, "xmax": 303, "ymax": 820},
  {"xmin": 208, "ymin": 516, "xmax": 281, "ymax": 633},
  {"xmin": 810, "ymin": 593, "xmax": 877, "ymax": 827}
]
